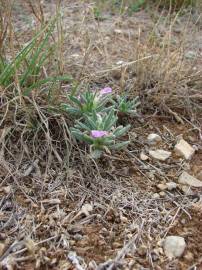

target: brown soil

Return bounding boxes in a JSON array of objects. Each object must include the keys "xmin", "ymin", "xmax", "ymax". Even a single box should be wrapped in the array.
[{"xmin": 0, "ymin": 1, "xmax": 202, "ymax": 270}]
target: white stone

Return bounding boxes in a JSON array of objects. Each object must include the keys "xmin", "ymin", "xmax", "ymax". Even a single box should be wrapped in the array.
[
  {"xmin": 140, "ymin": 152, "xmax": 149, "ymax": 161},
  {"xmin": 147, "ymin": 133, "xmax": 162, "ymax": 145},
  {"xmin": 114, "ymin": 29, "xmax": 123, "ymax": 34},
  {"xmin": 152, "ymin": 193, "xmax": 160, "ymax": 199},
  {"xmin": 116, "ymin": 60, "xmax": 124, "ymax": 65},
  {"xmin": 159, "ymin": 191, "xmax": 166, "ymax": 197},
  {"xmin": 72, "ymin": 54, "xmax": 80, "ymax": 58},
  {"xmin": 157, "ymin": 183, "xmax": 167, "ymax": 191},
  {"xmin": 175, "ymin": 139, "xmax": 195, "ymax": 160},
  {"xmin": 81, "ymin": 203, "xmax": 93, "ymax": 216},
  {"xmin": 180, "ymin": 185, "xmax": 193, "ymax": 195},
  {"xmin": 166, "ymin": 182, "xmax": 177, "ymax": 190},
  {"xmin": 149, "ymin": 149, "xmax": 171, "ymax": 161},
  {"xmin": 3, "ymin": 186, "xmax": 11, "ymax": 194},
  {"xmin": 178, "ymin": 172, "xmax": 202, "ymax": 187},
  {"xmin": 163, "ymin": 236, "xmax": 186, "ymax": 259}
]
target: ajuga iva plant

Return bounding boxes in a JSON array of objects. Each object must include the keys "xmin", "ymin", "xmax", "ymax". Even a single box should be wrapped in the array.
[
  {"xmin": 62, "ymin": 87, "xmax": 113, "ymax": 117},
  {"xmin": 70, "ymin": 109, "xmax": 130, "ymax": 158},
  {"xmin": 115, "ymin": 95, "xmax": 140, "ymax": 115}
]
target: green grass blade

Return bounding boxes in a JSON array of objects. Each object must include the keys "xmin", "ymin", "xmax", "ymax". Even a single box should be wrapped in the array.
[
  {"xmin": 110, "ymin": 141, "xmax": 129, "ymax": 150},
  {"xmin": 20, "ymin": 20, "xmax": 56, "ymax": 86},
  {"xmin": 0, "ymin": 18, "xmax": 56, "ymax": 86},
  {"xmin": 23, "ymin": 75, "xmax": 72, "ymax": 96}
]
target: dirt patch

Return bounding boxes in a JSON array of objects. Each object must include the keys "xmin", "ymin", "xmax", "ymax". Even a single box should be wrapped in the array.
[
  {"xmin": 167, "ymin": 204, "xmax": 202, "ymax": 270},
  {"xmin": 0, "ymin": 0, "xmax": 202, "ymax": 269}
]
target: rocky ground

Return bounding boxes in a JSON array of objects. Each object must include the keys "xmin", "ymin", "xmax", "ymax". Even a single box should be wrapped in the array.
[{"xmin": 0, "ymin": 1, "xmax": 202, "ymax": 269}]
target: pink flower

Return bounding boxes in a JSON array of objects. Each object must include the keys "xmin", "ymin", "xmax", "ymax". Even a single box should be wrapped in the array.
[
  {"xmin": 100, "ymin": 87, "xmax": 112, "ymax": 95},
  {"xmin": 90, "ymin": 130, "xmax": 108, "ymax": 138}
]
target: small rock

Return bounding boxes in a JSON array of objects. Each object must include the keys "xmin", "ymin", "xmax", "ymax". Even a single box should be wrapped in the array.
[
  {"xmin": 184, "ymin": 251, "xmax": 194, "ymax": 262},
  {"xmin": 149, "ymin": 149, "xmax": 171, "ymax": 161},
  {"xmin": 41, "ymin": 198, "xmax": 61, "ymax": 204},
  {"xmin": 116, "ymin": 60, "xmax": 124, "ymax": 65},
  {"xmin": 81, "ymin": 203, "xmax": 93, "ymax": 216},
  {"xmin": 157, "ymin": 183, "xmax": 167, "ymax": 191},
  {"xmin": 159, "ymin": 191, "xmax": 166, "ymax": 197},
  {"xmin": 180, "ymin": 185, "xmax": 193, "ymax": 195},
  {"xmin": 73, "ymin": 234, "xmax": 83, "ymax": 241},
  {"xmin": 130, "ymin": 131, "xmax": 138, "ymax": 140},
  {"xmin": 140, "ymin": 152, "xmax": 149, "ymax": 161},
  {"xmin": 166, "ymin": 182, "xmax": 177, "ymax": 190},
  {"xmin": 114, "ymin": 29, "xmax": 123, "ymax": 34},
  {"xmin": 71, "ymin": 53, "xmax": 80, "ymax": 58},
  {"xmin": 88, "ymin": 261, "xmax": 97, "ymax": 270},
  {"xmin": 120, "ymin": 214, "xmax": 128, "ymax": 223},
  {"xmin": 112, "ymin": 242, "xmax": 123, "ymax": 249},
  {"xmin": 152, "ymin": 193, "xmax": 160, "ymax": 199},
  {"xmin": 163, "ymin": 236, "xmax": 186, "ymax": 259},
  {"xmin": 3, "ymin": 186, "xmax": 11, "ymax": 194},
  {"xmin": 181, "ymin": 218, "xmax": 186, "ymax": 224},
  {"xmin": 147, "ymin": 133, "xmax": 162, "ymax": 145},
  {"xmin": 178, "ymin": 172, "xmax": 202, "ymax": 187},
  {"xmin": 174, "ymin": 139, "xmax": 195, "ymax": 160},
  {"xmin": 147, "ymin": 170, "xmax": 155, "ymax": 180}
]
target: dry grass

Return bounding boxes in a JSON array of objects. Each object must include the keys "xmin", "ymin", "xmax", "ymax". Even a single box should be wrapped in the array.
[{"xmin": 0, "ymin": 0, "xmax": 202, "ymax": 269}]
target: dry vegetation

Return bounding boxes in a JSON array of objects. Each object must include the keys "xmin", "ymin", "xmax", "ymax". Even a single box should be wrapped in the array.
[{"xmin": 0, "ymin": 0, "xmax": 202, "ymax": 269}]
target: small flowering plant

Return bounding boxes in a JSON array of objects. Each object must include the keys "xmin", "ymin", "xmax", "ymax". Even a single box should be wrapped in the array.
[
  {"xmin": 70, "ymin": 109, "xmax": 130, "ymax": 158},
  {"xmin": 115, "ymin": 95, "xmax": 140, "ymax": 115},
  {"xmin": 62, "ymin": 87, "xmax": 113, "ymax": 117}
]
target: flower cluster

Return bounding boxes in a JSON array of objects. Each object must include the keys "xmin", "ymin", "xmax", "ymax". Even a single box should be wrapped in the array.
[
  {"xmin": 61, "ymin": 87, "xmax": 113, "ymax": 116},
  {"xmin": 91, "ymin": 130, "xmax": 108, "ymax": 138},
  {"xmin": 62, "ymin": 87, "xmax": 139, "ymax": 158}
]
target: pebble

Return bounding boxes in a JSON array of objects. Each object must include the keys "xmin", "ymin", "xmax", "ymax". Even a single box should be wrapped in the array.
[
  {"xmin": 174, "ymin": 139, "xmax": 195, "ymax": 160},
  {"xmin": 184, "ymin": 251, "xmax": 194, "ymax": 262},
  {"xmin": 88, "ymin": 261, "xmax": 97, "ymax": 270},
  {"xmin": 140, "ymin": 152, "xmax": 149, "ymax": 161},
  {"xmin": 149, "ymin": 149, "xmax": 171, "ymax": 161},
  {"xmin": 157, "ymin": 183, "xmax": 167, "ymax": 191},
  {"xmin": 152, "ymin": 193, "xmax": 160, "ymax": 199},
  {"xmin": 73, "ymin": 234, "xmax": 83, "ymax": 241},
  {"xmin": 163, "ymin": 236, "xmax": 186, "ymax": 259},
  {"xmin": 181, "ymin": 218, "xmax": 186, "ymax": 224},
  {"xmin": 120, "ymin": 215, "xmax": 128, "ymax": 223},
  {"xmin": 147, "ymin": 133, "xmax": 162, "ymax": 145},
  {"xmin": 3, "ymin": 186, "xmax": 11, "ymax": 194},
  {"xmin": 114, "ymin": 29, "xmax": 123, "ymax": 34},
  {"xmin": 159, "ymin": 191, "xmax": 166, "ymax": 197},
  {"xmin": 180, "ymin": 185, "xmax": 193, "ymax": 195},
  {"xmin": 166, "ymin": 182, "xmax": 177, "ymax": 190},
  {"xmin": 81, "ymin": 203, "xmax": 93, "ymax": 216},
  {"xmin": 178, "ymin": 171, "xmax": 202, "ymax": 187},
  {"xmin": 112, "ymin": 242, "xmax": 123, "ymax": 249}
]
